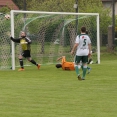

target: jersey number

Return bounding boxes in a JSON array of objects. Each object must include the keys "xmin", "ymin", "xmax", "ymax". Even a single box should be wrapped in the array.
[{"xmin": 83, "ymin": 39, "xmax": 86, "ymax": 46}]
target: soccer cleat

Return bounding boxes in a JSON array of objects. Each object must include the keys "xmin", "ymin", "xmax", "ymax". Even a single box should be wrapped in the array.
[
  {"xmin": 37, "ymin": 64, "xmax": 40, "ymax": 69},
  {"xmin": 18, "ymin": 68, "xmax": 25, "ymax": 71},
  {"xmin": 82, "ymin": 78, "xmax": 85, "ymax": 80},
  {"xmin": 87, "ymin": 68, "xmax": 91, "ymax": 74},
  {"xmin": 77, "ymin": 75, "xmax": 82, "ymax": 81}
]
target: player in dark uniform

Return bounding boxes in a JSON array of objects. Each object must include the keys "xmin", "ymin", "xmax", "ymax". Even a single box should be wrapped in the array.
[{"xmin": 10, "ymin": 31, "xmax": 40, "ymax": 71}]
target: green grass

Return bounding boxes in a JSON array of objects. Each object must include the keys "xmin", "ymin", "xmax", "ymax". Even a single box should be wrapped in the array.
[{"xmin": 0, "ymin": 54, "xmax": 117, "ymax": 117}]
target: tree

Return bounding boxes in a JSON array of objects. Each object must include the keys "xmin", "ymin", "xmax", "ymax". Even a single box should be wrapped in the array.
[
  {"xmin": 79, "ymin": 0, "xmax": 111, "ymax": 33},
  {"xmin": 12, "ymin": 0, "xmax": 113, "ymax": 46},
  {"xmin": 12, "ymin": 0, "xmax": 24, "ymax": 9},
  {"xmin": 12, "ymin": 0, "xmax": 112, "ymax": 33},
  {"xmin": 0, "ymin": 7, "xmax": 10, "ymax": 14}
]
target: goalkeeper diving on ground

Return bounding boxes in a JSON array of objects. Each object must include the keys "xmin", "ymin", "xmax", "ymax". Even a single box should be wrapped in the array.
[
  {"xmin": 10, "ymin": 31, "xmax": 40, "ymax": 71},
  {"xmin": 56, "ymin": 29, "xmax": 92, "ymax": 75},
  {"xmin": 56, "ymin": 56, "xmax": 92, "ymax": 74}
]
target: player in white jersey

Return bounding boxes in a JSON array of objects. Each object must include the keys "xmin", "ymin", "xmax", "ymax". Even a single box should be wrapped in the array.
[{"xmin": 71, "ymin": 26, "xmax": 92, "ymax": 80}]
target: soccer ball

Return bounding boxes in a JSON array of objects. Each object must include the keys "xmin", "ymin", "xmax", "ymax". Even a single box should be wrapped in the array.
[{"xmin": 5, "ymin": 14, "xmax": 10, "ymax": 20}]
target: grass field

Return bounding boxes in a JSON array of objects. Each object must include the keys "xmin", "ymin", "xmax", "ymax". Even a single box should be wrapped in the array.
[{"xmin": 0, "ymin": 53, "xmax": 117, "ymax": 117}]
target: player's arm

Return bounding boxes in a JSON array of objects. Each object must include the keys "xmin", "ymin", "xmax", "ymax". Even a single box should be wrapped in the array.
[
  {"xmin": 71, "ymin": 35, "xmax": 79, "ymax": 55},
  {"xmin": 88, "ymin": 36, "xmax": 92, "ymax": 55},
  {"xmin": 57, "ymin": 56, "xmax": 65, "ymax": 61},
  {"xmin": 71, "ymin": 43, "xmax": 78, "ymax": 55},
  {"xmin": 88, "ymin": 44, "xmax": 92, "ymax": 58},
  {"xmin": 10, "ymin": 36, "xmax": 20, "ymax": 43},
  {"xmin": 57, "ymin": 56, "xmax": 63, "ymax": 61},
  {"xmin": 88, "ymin": 43, "xmax": 92, "ymax": 56},
  {"xmin": 25, "ymin": 37, "xmax": 32, "ymax": 44}
]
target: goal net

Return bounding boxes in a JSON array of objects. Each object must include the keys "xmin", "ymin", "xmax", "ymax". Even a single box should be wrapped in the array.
[
  {"xmin": 9, "ymin": 10, "xmax": 100, "ymax": 70},
  {"xmin": 0, "ymin": 13, "xmax": 11, "ymax": 69}
]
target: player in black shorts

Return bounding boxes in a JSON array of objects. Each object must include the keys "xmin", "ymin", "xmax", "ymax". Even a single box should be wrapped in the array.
[{"xmin": 10, "ymin": 31, "xmax": 40, "ymax": 71}]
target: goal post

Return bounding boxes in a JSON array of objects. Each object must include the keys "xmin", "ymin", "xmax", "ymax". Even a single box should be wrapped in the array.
[
  {"xmin": 10, "ymin": 10, "xmax": 100, "ymax": 70},
  {"xmin": 10, "ymin": 10, "xmax": 15, "ymax": 70}
]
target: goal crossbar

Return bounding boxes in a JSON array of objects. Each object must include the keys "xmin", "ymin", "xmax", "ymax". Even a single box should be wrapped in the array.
[{"xmin": 11, "ymin": 10, "xmax": 99, "ymax": 16}]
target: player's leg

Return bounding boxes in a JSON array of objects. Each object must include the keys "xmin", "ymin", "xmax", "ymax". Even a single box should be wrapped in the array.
[
  {"xmin": 87, "ymin": 51, "xmax": 93, "ymax": 64},
  {"xmin": 87, "ymin": 55, "xmax": 92, "ymax": 73},
  {"xmin": 18, "ymin": 54, "xmax": 24, "ymax": 71},
  {"xmin": 27, "ymin": 57, "xmax": 40, "ymax": 69},
  {"xmin": 80, "ymin": 61, "xmax": 91, "ymax": 74},
  {"xmin": 80, "ymin": 61, "xmax": 83, "ymax": 70},
  {"xmin": 25, "ymin": 50, "xmax": 40, "ymax": 69},
  {"xmin": 61, "ymin": 56, "xmax": 66, "ymax": 63},
  {"xmin": 75, "ymin": 56, "xmax": 82, "ymax": 80},
  {"xmin": 82, "ymin": 56, "xmax": 88, "ymax": 80},
  {"xmin": 26, "ymin": 50, "xmax": 40, "ymax": 69},
  {"xmin": 82, "ymin": 64, "xmax": 87, "ymax": 80},
  {"xmin": 87, "ymin": 58, "xmax": 92, "ymax": 64},
  {"xmin": 87, "ymin": 66, "xmax": 91, "ymax": 74}
]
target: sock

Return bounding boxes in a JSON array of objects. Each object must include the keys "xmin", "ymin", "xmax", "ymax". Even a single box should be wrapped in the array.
[
  {"xmin": 75, "ymin": 65, "xmax": 80, "ymax": 76},
  {"xmin": 87, "ymin": 66, "xmax": 90, "ymax": 70},
  {"xmin": 19, "ymin": 59, "xmax": 24, "ymax": 68},
  {"xmin": 83, "ymin": 66, "xmax": 87, "ymax": 79},
  {"xmin": 30, "ymin": 60, "xmax": 38, "ymax": 66}
]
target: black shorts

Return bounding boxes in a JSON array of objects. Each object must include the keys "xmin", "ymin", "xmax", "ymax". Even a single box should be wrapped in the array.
[
  {"xmin": 21, "ymin": 50, "xmax": 31, "ymax": 58},
  {"xmin": 75, "ymin": 55, "xmax": 88, "ymax": 64}
]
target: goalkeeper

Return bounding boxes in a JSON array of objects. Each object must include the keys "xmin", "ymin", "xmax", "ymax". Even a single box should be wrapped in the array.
[
  {"xmin": 56, "ymin": 56, "xmax": 91, "ymax": 74},
  {"xmin": 10, "ymin": 31, "xmax": 40, "ymax": 71},
  {"xmin": 56, "ymin": 56, "xmax": 75, "ymax": 70}
]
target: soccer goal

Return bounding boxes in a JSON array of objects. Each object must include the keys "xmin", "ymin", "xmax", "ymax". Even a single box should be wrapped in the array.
[{"xmin": 10, "ymin": 10, "xmax": 100, "ymax": 70}]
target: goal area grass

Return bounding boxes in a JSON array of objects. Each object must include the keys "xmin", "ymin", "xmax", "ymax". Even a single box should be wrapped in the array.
[{"xmin": 0, "ymin": 53, "xmax": 117, "ymax": 117}]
